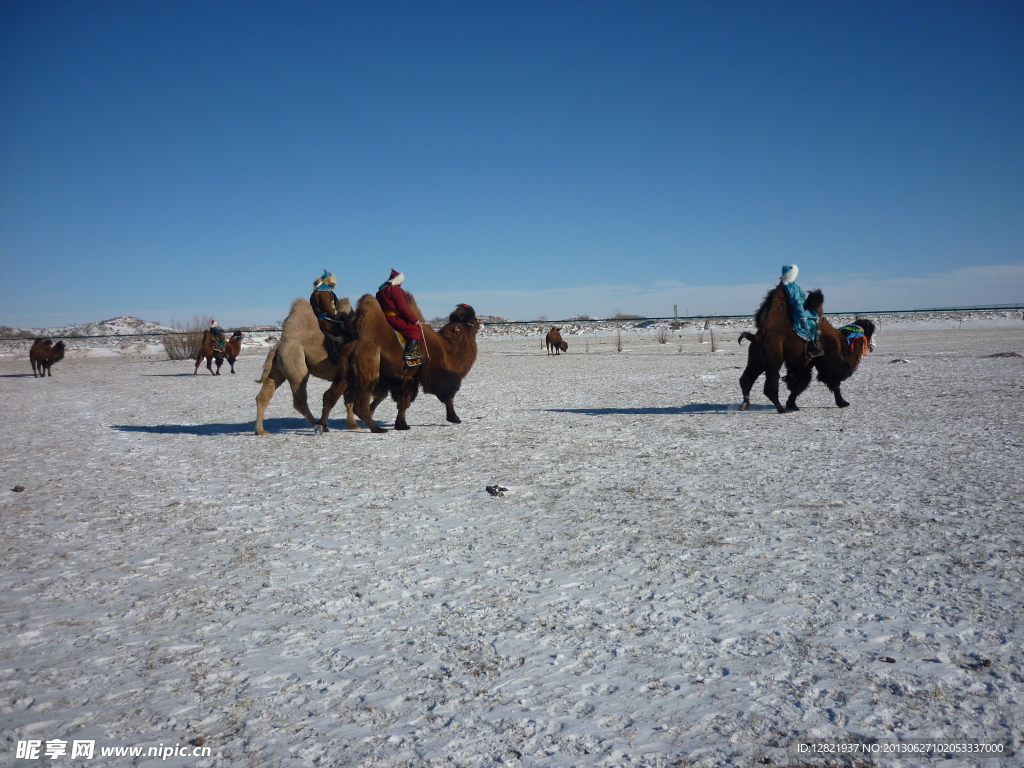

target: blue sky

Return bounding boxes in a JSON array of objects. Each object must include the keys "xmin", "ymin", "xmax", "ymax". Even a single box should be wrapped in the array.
[{"xmin": 1, "ymin": 1, "xmax": 1022, "ymax": 327}]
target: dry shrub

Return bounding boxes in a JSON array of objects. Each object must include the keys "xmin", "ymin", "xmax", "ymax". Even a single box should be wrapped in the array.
[{"xmin": 162, "ymin": 315, "xmax": 211, "ymax": 360}]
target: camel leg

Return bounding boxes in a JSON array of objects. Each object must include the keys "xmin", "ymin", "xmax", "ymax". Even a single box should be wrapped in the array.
[
  {"xmin": 193, "ymin": 355, "xmax": 202, "ymax": 375},
  {"xmin": 391, "ymin": 381, "xmax": 418, "ymax": 431},
  {"xmin": 228, "ymin": 358, "xmax": 236, "ymax": 374},
  {"xmin": 351, "ymin": 385, "xmax": 387, "ymax": 433},
  {"xmin": 739, "ymin": 357, "xmax": 765, "ymax": 411},
  {"xmin": 255, "ymin": 369, "xmax": 286, "ymax": 435},
  {"xmin": 828, "ymin": 382, "xmax": 850, "ymax": 408},
  {"xmin": 287, "ymin": 373, "xmax": 322, "ymax": 431},
  {"xmin": 441, "ymin": 397, "xmax": 461, "ymax": 424},
  {"xmin": 762, "ymin": 365, "xmax": 786, "ymax": 414},
  {"xmin": 345, "ymin": 400, "xmax": 360, "ymax": 430},
  {"xmin": 783, "ymin": 364, "xmax": 813, "ymax": 412},
  {"xmin": 319, "ymin": 377, "xmax": 348, "ymax": 433}
]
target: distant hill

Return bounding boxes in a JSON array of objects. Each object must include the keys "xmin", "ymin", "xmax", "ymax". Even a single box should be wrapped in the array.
[{"xmin": 1, "ymin": 316, "xmax": 177, "ymax": 338}]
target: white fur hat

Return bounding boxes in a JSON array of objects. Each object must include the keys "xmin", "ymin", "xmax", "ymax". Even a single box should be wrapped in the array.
[
  {"xmin": 388, "ymin": 269, "xmax": 405, "ymax": 286},
  {"xmin": 314, "ymin": 270, "xmax": 337, "ymax": 288},
  {"xmin": 780, "ymin": 265, "xmax": 799, "ymax": 284}
]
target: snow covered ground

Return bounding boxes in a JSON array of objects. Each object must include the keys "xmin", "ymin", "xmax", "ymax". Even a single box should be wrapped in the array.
[{"xmin": 1, "ymin": 321, "xmax": 1022, "ymax": 767}]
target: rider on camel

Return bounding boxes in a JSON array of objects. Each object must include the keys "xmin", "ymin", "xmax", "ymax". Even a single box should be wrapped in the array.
[
  {"xmin": 779, "ymin": 264, "xmax": 824, "ymax": 359},
  {"xmin": 310, "ymin": 270, "xmax": 350, "ymax": 364},
  {"xmin": 209, "ymin": 319, "xmax": 226, "ymax": 353},
  {"xmin": 376, "ymin": 269, "xmax": 423, "ymax": 362}
]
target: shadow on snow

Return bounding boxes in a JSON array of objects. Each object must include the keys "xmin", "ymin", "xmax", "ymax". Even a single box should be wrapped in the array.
[
  {"xmin": 544, "ymin": 402, "xmax": 777, "ymax": 416},
  {"xmin": 110, "ymin": 417, "xmax": 398, "ymax": 436}
]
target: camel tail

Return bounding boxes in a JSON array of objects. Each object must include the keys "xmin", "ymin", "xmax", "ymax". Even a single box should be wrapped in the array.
[
  {"xmin": 257, "ymin": 345, "xmax": 278, "ymax": 383},
  {"xmin": 738, "ymin": 331, "xmax": 758, "ymax": 345}
]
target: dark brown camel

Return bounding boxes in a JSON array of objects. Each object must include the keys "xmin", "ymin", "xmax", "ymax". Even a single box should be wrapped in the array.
[
  {"xmin": 223, "ymin": 331, "xmax": 243, "ymax": 373},
  {"xmin": 545, "ymin": 327, "xmax": 568, "ymax": 355},
  {"xmin": 194, "ymin": 330, "xmax": 242, "ymax": 375},
  {"xmin": 30, "ymin": 339, "xmax": 65, "ymax": 377},
  {"xmin": 339, "ymin": 295, "xmax": 480, "ymax": 433},
  {"xmin": 738, "ymin": 287, "xmax": 875, "ymax": 412}
]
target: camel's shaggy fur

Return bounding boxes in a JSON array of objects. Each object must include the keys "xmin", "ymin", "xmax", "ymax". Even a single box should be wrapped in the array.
[
  {"xmin": 30, "ymin": 339, "xmax": 65, "ymax": 377},
  {"xmin": 254, "ymin": 297, "xmax": 354, "ymax": 435},
  {"xmin": 739, "ymin": 287, "xmax": 875, "ymax": 412},
  {"xmin": 545, "ymin": 327, "xmax": 568, "ymax": 355},
  {"xmin": 342, "ymin": 294, "xmax": 480, "ymax": 432}
]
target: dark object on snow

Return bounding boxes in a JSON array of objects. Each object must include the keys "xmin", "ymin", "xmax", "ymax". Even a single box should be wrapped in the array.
[
  {"xmin": 986, "ymin": 351, "xmax": 1021, "ymax": 358},
  {"xmin": 30, "ymin": 339, "xmax": 65, "ymax": 377},
  {"xmin": 486, "ymin": 485, "xmax": 508, "ymax": 497},
  {"xmin": 890, "ymin": 358, "xmax": 910, "ymax": 364},
  {"xmin": 881, "ymin": 656, "xmax": 896, "ymax": 663},
  {"xmin": 12, "ymin": 485, "xmax": 26, "ymax": 492},
  {"xmin": 738, "ymin": 288, "xmax": 875, "ymax": 413}
]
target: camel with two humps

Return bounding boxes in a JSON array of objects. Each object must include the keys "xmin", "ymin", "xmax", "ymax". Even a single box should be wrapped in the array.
[
  {"xmin": 340, "ymin": 295, "xmax": 480, "ymax": 433},
  {"xmin": 738, "ymin": 287, "xmax": 875, "ymax": 413},
  {"xmin": 30, "ymin": 339, "xmax": 65, "ymax": 377},
  {"xmin": 254, "ymin": 297, "xmax": 354, "ymax": 435},
  {"xmin": 194, "ymin": 330, "xmax": 243, "ymax": 375}
]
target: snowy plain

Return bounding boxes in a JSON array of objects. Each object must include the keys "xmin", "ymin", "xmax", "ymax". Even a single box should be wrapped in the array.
[{"xmin": 2, "ymin": 317, "xmax": 1023, "ymax": 767}]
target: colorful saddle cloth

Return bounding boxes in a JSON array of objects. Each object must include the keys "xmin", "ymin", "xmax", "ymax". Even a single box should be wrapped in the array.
[
  {"xmin": 839, "ymin": 324, "xmax": 870, "ymax": 357},
  {"xmin": 392, "ymin": 329, "xmax": 425, "ymax": 367}
]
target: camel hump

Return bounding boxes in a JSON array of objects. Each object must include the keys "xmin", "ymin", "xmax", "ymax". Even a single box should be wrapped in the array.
[{"xmin": 804, "ymin": 289, "xmax": 825, "ymax": 315}]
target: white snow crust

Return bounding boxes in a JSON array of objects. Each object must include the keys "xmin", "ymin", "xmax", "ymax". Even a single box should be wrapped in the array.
[{"xmin": 1, "ymin": 323, "xmax": 1022, "ymax": 767}]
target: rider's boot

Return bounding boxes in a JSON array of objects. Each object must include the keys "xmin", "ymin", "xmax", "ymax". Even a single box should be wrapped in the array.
[{"xmin": 403, "ymin": 338, "xmax": 420, "ymax": 361}]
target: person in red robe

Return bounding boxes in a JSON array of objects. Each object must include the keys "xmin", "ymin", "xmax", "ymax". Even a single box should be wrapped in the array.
[{"xmin": 376, "ymin": 269, "xmax": 423, "ymax": 361}]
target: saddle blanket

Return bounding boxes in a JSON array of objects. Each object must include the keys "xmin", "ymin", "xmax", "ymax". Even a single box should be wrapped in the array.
[{"xmin": 392, "ymin": 329, "xmax": 425, "ymax": 367}]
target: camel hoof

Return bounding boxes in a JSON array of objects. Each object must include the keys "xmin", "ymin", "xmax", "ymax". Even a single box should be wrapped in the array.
[
  {"xmin": 447, "ymin": 415, "xmax": 462, "ymax": 424},
  {"xmin": 837, "ymin": 400, "xmax": 850, "ymax": 408},
  {"xmin": 785, "ymin": 404, "xmax": 799, "ymax": 412},
  {"xmin": 313, "ymin": 424, "xmax": 324, "ymax": 436},
  {"xmin": 395, "ymin": 422, "xmax": 411, "ymax": 431},
  {"xmin": 255, "ymin": 428, "xmax": 269, "ymax": 436},
  {"xmin": 371, "ymin": 426, "xmax": 388, "ymax": 434},
  {"xmin": 739, "ymin": 402, "xmax": 750, "ymax": 411}
]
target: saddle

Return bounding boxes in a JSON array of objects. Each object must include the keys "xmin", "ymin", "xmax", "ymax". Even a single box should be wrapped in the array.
[
  {"xmin": 317, "ymin": 316, "xmax": 351, "ymax": 365},
  {"xmin": 391, "ymin": 329, "xmax": 425, "ymax": 367}
]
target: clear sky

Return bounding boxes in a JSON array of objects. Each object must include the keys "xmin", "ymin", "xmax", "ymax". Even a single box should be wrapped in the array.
[{"xmin": 1, "ymin": 1, "xmax": 1022, "ymax": 327}]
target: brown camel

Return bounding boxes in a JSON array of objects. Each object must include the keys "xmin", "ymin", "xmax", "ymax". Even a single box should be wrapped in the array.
[
  {"xmin": 545, "ymin": 327, "xmax": 568, "ymax": 355},
  {"xmin": 254, "ymin": 297, "xmax": 354, "ymax": 435},
  {"xmin": 341, "ymin": 294, "xmax": 480, "ymax": 433},
  {"xmin": 194, "ymin": 330, "xmax": 244, "ymax": 375},
  {"xmin": 30, "ymin": 339, "xmax": 65, "ymax": 377},
  {"xmin": 738, "ymin": 287, "xmax": 875, "ymax": 412}
]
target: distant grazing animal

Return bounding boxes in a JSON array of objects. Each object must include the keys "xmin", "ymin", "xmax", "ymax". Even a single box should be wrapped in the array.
[
  {"xmin": 254, "ymin": 296, "xmax": 357, "ymax": 435},
  {"xmin": 545, "ymin": 327, "xmax": 568, "ymax": 355},
  {"xmin": 738, "ymin": 287, "xmax": 875, "ymax": 413},
  {"xmin": 194, "ymin": 329, "xmax": 243, "ymax": 375},
  {"xmin": 339, "ymin": 295, "xmax": 480, "ymax": 432},
  {"xmin": 29, "ymin": 339, "xmax": 65, "ymax": 377}
]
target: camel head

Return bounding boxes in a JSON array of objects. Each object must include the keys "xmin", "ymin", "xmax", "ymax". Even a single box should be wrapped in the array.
[{"xmin": 448, "ymin": 303, "xmax": 479, "ymax": 328}]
